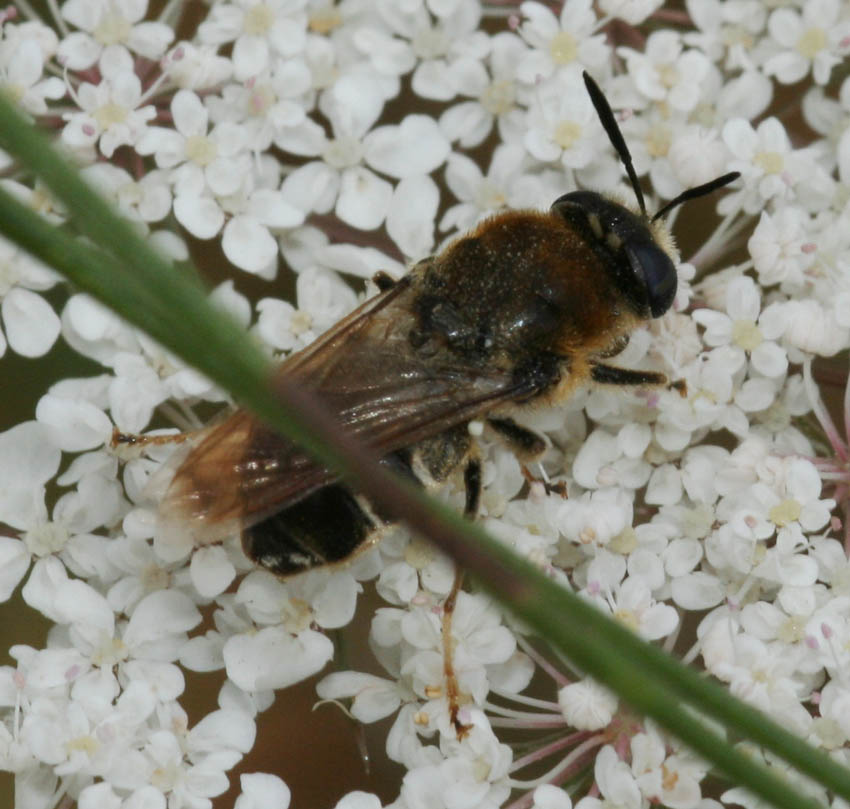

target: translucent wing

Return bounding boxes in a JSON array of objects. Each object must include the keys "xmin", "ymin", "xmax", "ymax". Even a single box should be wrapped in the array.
[{"xmin": 159, "ymin": 276, "xmax": 546, "ymax": 544}]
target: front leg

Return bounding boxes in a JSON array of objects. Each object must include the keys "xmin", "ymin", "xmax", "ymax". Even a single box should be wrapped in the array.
[
  {"xmin": 590, "ymin": 363, "xmax": 668, "ymax": 388},
  {"xmin": 486, "ymin": 417, "xmax": 546, "ymax": 460}
]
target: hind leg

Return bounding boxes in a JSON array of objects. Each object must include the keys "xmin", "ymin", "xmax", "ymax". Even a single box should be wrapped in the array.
[{"xmin": 441, "ymin": 454, "xmax": 481, "ymax": 739}]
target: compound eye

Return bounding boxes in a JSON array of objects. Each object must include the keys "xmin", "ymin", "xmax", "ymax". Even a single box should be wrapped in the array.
[{"xmin": 626, "ymin": 242, "xmax": 677, "ymax": 318}]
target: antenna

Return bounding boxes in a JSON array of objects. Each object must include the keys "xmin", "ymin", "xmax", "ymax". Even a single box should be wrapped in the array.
[
  {"xmin": 582, "ymin": 71, "xmax": 741, "ymax": 222},
  {"xmin": 582, "ymin": 71, "xmax": 646, "ymax": 216},
  {"xmin": 651, "ymin": 172, "xmax": 741, "ymax": 222}
]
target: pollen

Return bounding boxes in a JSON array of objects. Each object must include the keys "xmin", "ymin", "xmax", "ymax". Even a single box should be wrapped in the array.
[
  {"xmin": 24, "ymin": 521, "xmax": 69, "ymax": 556},
  {"xmin": 662, "ymin": 764, "xmax": 679, "ymax": 792},
  {"xmin": 412, "ymin": 25, "xmax": 449, "ymax": 60},
  {"xmin": 185, "ymin": 134, "xmax": 217, "ymax": 166},
  {"xmin": 549, "ymin": 31, "xmax": 578, "ymax": 64},
  {"xmin": 731, "ymin": 319, "xmax": 763, "ymax": 351},
  {"xmin": 94, "ymin": 11, "xmax": 131, "ymax": 46},
  {"xmin": 796, "ymin": 27, "xmax": 827, "ymax": 59},
  {"xmin": 554, "ymin": 120, "xmax": 582, "ymax": 150},
  {"xmin": 754, "ymin": 151, "xmax": 784, "ymax": 174},
  {"xmin": 614, "ymin": 608, "xmax": 640, "ymax": 632},
  {"xmin": 91, "ymin": 637, "xmax": 129, "ymax": 667},
  {"xmin": 657, "ymin": 63, "xmax": 679, "ymax": 88},
  {"xmin": 4, "ymin": 83, "xmax": 24, "ymax": 103},
  {"xmin": 309, "ymin": 6, "xmax": 342, "ymax": 34},
  {"xmin": 769, "ymin": 498, "xmax": 802, "ymax": 527},
  {"xmin": 283, "ymin": 597, "xmax": 312, "ymax": 633},
  {"xmin": 94, "ymin": 102, "xmax": 127, "ymax": 129},
  {"xmin": 67, "ymin": 735, "xmax": 100, "ymax": 755},
  {"xmin": 480, "ymin": 79, "xmax": 515, "ymax": 115},
  {"xmin": 608, "ymin": 527, "xmax": 637, "ymax": 554},
  {"xmin": 244, "ymin": 3, "xmax": 275, "ymax": 35},
  {"xmin": 722, "ymin": 24, "xmax": 754, "ymax": 50},
  {"xmin": 777, "ymin": 615, "xmax": 806, "ymax": 643},
  {"xmin": 646, "ymin": 123, "xmax": 671, "ymax": 158},
  {"xmin": 290, "ymin": 309, "xmax": 313, "ymax": 334},
  {"xmin": 474, "ymin": 182, "xmax": 506, "ymax": 212},
  {"xmin": 322, "ymin": 135, "xmax": 362, "ymax": 169}
]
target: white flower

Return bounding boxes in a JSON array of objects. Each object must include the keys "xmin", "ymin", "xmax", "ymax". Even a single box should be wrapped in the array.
[
  {"xmin": 61, "ymin": 46, "xmax": 156, "ymax": 158},
  {"xmin": 220, "ymin": 178, "xmax": 305, "ymax": 277},
  {"xmin": 376, "ymin": 530, "xmax": 455, "ymax": 606},
  {"xmin": 317, "ymin": 671, "xmax": 408, "ymax": 723},
  {"xmin": 558, "ymin": 678, "xmax": 618, "ymax": 730},
  {"xmin": 524, "ymin": 71, "xmax": 601, "ymax": 170},
  {"xmin": 221, "ymin": 589, "xmax": 335, "ymax": 691},
  {"xmin": 516, "ymin": 0, "xmax": 610, "ymax": 84},
  {"xmin": 197, "ymin": 0, "xmax": 308, "ymax": 80},
  {"xmin": 597, "ymin": 0, "xmax": 663, "ymax": 25},
  {"xmin": 235, "ymin": 772, "xmax": 291, "ymax": 809},
  {"xmin": 702, "ymin": 622, "xmax": 813, "ymax": 732},
  {"xmin": 630, "ymin": 728, "xmax": 706, "ymax": 809},
  {"xmin": 399, "ymin": 591, "xmax": 516, "ymax": 706},
  {"xmin": 0, "ymin": 31, "xmax": 65, "ymax": 115},
  {"xmin": 572, "ymin": 428, "xmax": 651, "ymax": 491},
  {"xmin": 277, "ymin": 74, "xmax": 448, "ymax": 231},
  {"xmin": 57, "ymin": 0, "xmax": 174, "ymax": 70},
  {"xmin": 440, "ymin": 145, "xmax": 533, "ymax": 234},
  {"xmin": 666, "ymin": 123, "xmax": 730, "ymax": 190},
  {"xmin": 161, "ymin": 41, "xmax": 234, "ymax": 90},
  {"xmin": 81, "ymin": 163, "xmax": 172, "ymax": 224},
  {"xmin": 684, "ymin": 0, "xmax": 767, "ymax": 71},
  {"xmin": 206, "ymin": 62, "xmax": 311, "ymax": 152},
  {"xmin": 762, "ymin": 0, "xmax": 850, "ymax": 86},
  {"xmin": 558, "ymin": 487, "xmax": 633, "ymax": 547},
  {"xmin": 575, "ymin": 745, "xmax": 642, "ymax": 809},
  {"xmin": 334, "ymin": 793, "xmax": 382, "ymax": 809},
  {"xmin": 619, "ymin": 30, "xmax": 711, "ymax": 113},
  {"xmin": 254, "ymin": 266, "xmax": 357, "ymax": 352},
  {"xmin": 370, "ymin": 1, "xmax": 486, "ymax": 103},
  {"xmin": 386, "ymin": 174, "xmax": 439, "ymax": 259},
  {"xmin": 692, "ymin": 275, "xmax": 788, "ymax": 380},
  {"xmin": 397, "ymin": 711, "xmax": 511, "ymax": 809},
  {"xmin": 0, "ymin": 422, "xmax": 71, "ymax": 601},
  {"xmin": 775, "ymin": 298, "xmax": 850, "ymax": 358},
  {"xmin": 533, "ymin": 784, "xmax": 573, "ymax": 809},
  {"xmin": 439, "ymin": 32, "xmax": 529, "ymax": 148},
  {"xmin": 140, "ymin": 709, "xmax": 255, "ymax": 805},
  {"xmin": 747, "ymin": 207, "xmax": 815, "ymax": 291},
  {"xmin": 721, "ymin": 117, "xmax": 831, "ymax": 214},
  {"xmin": 136, "ymin": 89, "xmax": 250, "ymax": 239},
  {"xmin": 596, "ymin": 574, "xmax": 679, "ymax": 641},
  {"xmin": 0, "ymin": 236, "xmax": 61, "ymax": 357}
]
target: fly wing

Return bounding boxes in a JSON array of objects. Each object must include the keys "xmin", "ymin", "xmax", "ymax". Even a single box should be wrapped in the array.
[{"xmin": 159, "ymin": 277, "xmax": 543, "ymax": 545}]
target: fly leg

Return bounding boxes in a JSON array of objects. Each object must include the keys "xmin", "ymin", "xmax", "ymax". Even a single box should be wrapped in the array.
[
  {"xmin": 589, "ymin": 363, "xmax": 668, "ymax": 387},
  {"xmin": 520, "ymin": 465, "xmax": 568, "ymax": 498},
  {"xmin": 109, "ymin": 427, "xmax": 189, "ymax": 460},
  {"xmin": 441, "ymin": 455, "xmax": 481, "ymax": 740},
  {"xmin": 590, "ymin": 362, "xmax": 687, "ymax": 397},
  {"xmin": 487, "ymin": 417, "xmax": 567, "ymax": 498}
]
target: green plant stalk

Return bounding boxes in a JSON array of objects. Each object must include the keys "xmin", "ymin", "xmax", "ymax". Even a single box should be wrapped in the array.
[{"xmin": 0, "ymin": 94, "xmax": 845, "ymax": 809}]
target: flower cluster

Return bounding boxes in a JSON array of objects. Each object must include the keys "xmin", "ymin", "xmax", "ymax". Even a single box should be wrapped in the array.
[{"xmin": 1, "ymin": 0, "xmax": 850, "ymax": 808}]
